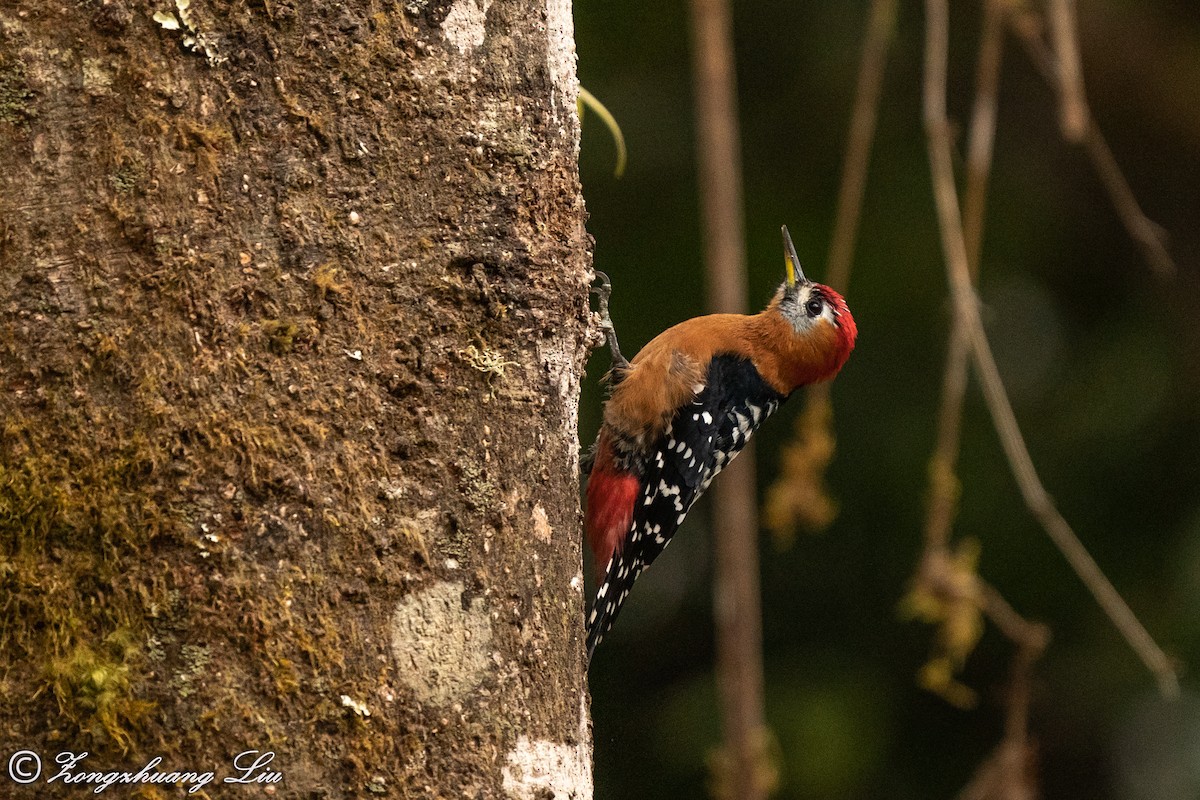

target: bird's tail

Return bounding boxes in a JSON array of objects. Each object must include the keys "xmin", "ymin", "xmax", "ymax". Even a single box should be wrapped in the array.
[{"xmin": 585, "ymin": 550, "xmax": 640, "ymax": 666}]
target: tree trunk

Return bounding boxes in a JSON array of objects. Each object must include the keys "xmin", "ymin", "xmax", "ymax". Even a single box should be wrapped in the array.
[{"xmin": 0, "ymin": 0, "xmax": 592, "ymax": 797}]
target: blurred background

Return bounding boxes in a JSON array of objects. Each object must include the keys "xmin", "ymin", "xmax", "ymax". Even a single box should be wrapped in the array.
[{"xmin": 574, "ymin": 2, "xmax": 1200, "ymax": 799}]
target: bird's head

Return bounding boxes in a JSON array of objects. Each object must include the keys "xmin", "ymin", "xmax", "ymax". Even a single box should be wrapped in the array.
[{"xmin": 767, "ymin": 226, "xmax": 858, "ymax": 385}]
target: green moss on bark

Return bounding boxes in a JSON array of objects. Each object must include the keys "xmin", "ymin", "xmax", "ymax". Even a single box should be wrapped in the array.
[{"xmin": 0, "ymin": 55, "xmax": 34, "ymax": 125}]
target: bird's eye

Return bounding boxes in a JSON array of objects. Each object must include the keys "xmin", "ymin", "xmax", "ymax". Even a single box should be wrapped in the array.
[{"xmin": 805, "ymin": 298, "xmax": 824, "ymax": 317}]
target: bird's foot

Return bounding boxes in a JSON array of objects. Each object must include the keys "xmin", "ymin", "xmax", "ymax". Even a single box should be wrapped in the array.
[{"xmin": 590, "ymin": 270, "xmax": 629, "ymax": 370}]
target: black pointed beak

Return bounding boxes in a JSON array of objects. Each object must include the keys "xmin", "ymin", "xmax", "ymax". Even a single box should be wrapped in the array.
[{"xmin": 781, "ymin": 225, "xmax": 809, "ymax": 287}]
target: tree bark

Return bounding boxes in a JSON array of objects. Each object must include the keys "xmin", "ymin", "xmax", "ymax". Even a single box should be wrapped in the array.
[{"xmin": 0, "ymin": 0, "xmax": 592, "ymax": 797}]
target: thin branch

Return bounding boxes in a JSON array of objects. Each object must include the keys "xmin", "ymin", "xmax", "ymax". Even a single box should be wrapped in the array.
[
  {"xmin": 953, "ymin": 626, "xmax": 1045, "ymax": 800},
  {"xmin": 688, "ymin": 0, "xmax": 775, "ymax": 797},
  {"xmin": 1047, "ymin": 0, "xmax": 1088, "ymax": 141},
  {"xmin": 784, "ymin": 0, "xmax": 897, "ymax": 540},
  {"xmin": 690, "ymin": 0, "xmax": 749, "ymax": 316},
  {"xmin": 978, "ymin": 583, "xmax": 1049, "ymax": 660},
  {"xmin": 924, "ymin": 0, "xmax": 1005, "ymax": 554},
  {"xmin": 1081, "ymin": 128, "xmax": 1175, "ymax": 275},
  {"xmin": 922, "ymin": 0, "xmax": 1180, "ymax": 699},
  {"xmin": 955, "ymin": 584, "xmax": 1048, "ymax": 800},
  {"xmin": 1008, "ymin": 9, "xmax": 1175, "ymax": 276},
  {"xmin": 825, "ymin": 0, "xmax": 898, "ymax": 294},
  {"xmin": 809, "ymin": 0, "xmax": 896, "ymax": 407},
  {"xmin": 962, "ymin": 0, "xmax": 1005, "ymax": 277}
]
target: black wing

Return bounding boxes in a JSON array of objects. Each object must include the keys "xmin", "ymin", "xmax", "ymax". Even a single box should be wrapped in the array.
[{"xmin": 586, "ymin": 355, "xmax": 785, "ymax": 661}]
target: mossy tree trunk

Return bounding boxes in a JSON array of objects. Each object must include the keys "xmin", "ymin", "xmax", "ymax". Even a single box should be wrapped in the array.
[{"xmin": 0, "ymin": 0, "xmax": 592, "ymax": 796}]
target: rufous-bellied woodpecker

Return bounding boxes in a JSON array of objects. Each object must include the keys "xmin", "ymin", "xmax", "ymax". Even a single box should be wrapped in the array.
[{"xmin": 583, "ymin": 226, "xmax": 857, "ymax": 662}]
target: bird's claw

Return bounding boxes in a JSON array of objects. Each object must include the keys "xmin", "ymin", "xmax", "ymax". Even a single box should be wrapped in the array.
[{"xmin": 589, "ymin": 270, "xmax": 628, "ymax": 370}]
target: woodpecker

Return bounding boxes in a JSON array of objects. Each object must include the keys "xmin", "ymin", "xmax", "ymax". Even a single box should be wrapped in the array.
[{"xmin": 583, "ymin": 226, "xmax": 857, "ymax": 662}]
